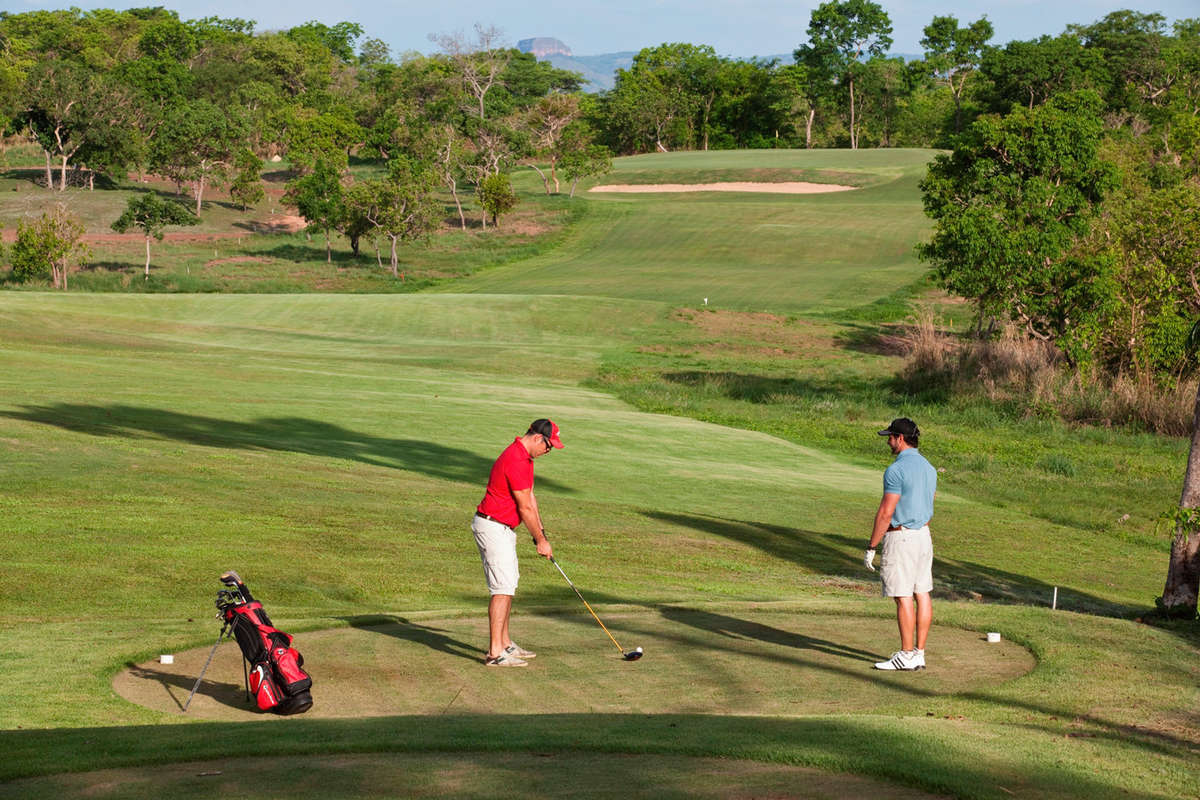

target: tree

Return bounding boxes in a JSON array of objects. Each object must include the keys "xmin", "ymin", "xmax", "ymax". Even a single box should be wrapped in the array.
[
  {"xmin": 796, "ymin": 0, "xmax": 893, "ymax": 149},
  {"xmin": 429, "ymin": 24, "xmax": 511, "ymax": 121},
  {"xmin": 10, "ymin": 205, "xmax": 89, "ymax": 289},
  {"xmin": 342, "ymin": 157, "xmax": 440, "ymax": 279},
  {"xmin": 920, "ymin": 15, "xmax": 994, "ymax": 133},
  {"xmin": 476, "ymin": 172, "xmax": 518, "ymax": 227},
  {"xmin": 284, "ymin": 159, "xmax": 344, "ymax": 262},
  {"xmin": 151, "ymin": 100, "xmax": 245, "ymax": 214},
  {"xmin": 1164, "ymin": 371, "xmax": 1200, "ymax": 617},
  {"xmin": 526, "ymin": 93, "xmax": 581, "ymax": 194},
  {"xmin": 979, "ymin": 35, "xmax": 1108, "ymax": 112},
  {"xmin": 917, "ymin": 91, "xmax": 1118, "ymax": 361},
  {"xmin": 110, "ymin": 193, "xmax": 199, "ymax": 278},
  {"xmin": 229, "ymin": 148, "xmax": 265, "ymax": 211},
  {"xmin": 560, "ymin": 141, "xmax": 612, "ymax": 197},
  {"xmin": 608, "ymin": 45, "xmax": 701, "ymax": 152}
]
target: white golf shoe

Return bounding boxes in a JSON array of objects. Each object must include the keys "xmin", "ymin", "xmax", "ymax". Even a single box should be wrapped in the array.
[{"xmin": 874, "ymin": 650, "xmax": 924, "ymax": 670}]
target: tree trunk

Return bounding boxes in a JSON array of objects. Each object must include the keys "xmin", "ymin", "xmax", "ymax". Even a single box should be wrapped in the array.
[
  {"xmin": 570, "ymin": 178, "xmax": 580, "ymax": 198},
  {"xmin": 59, "ymin": 155, "xmax": 69, "ymax": 192},
  {"xmin": 550, "ymin": 156, "xmax": 560, "ymax": 194},
  {"xmin": 449, "ymin": 182, "xmax": 466, "ymax": 230},
  {"xmin": 194, "ymin": 176, "xmax": 205, "ymax": 215},
  {"xmin": 389, "ymin": 235, "xmax": 399, "ymax": 279},
  {"xmin": 44, "ymin": 151, "xmax": 54, "ymax": 190},
  {"xmin": 144, "ymin": 236, "xmax": 152, "ymax": 278},
  {"xmin": 528, "ymin": 163, "xmax": 550, "ymax": 195},
  {"xmin": 325, "ymin": 228, "xmax": 331, "ymax": 263},
  {"xmin": 849, "ymin": 78, "xmax": 857, "ymax": 150},
  {"xmin": 1161, "ymin": 385, "xmax": 1200, "ymax": 616},
  {"xmin": 805, "ymin": 109, "xmax": 815, "ymax": 149}
]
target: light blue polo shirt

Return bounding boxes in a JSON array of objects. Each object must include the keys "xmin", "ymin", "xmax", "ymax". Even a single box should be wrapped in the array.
[{"xmin": 883, "ymin": 448, "xmax": 936, "ymax": 529}]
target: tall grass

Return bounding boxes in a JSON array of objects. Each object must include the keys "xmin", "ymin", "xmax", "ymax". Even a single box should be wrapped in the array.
[{"xmin": 899, "ymin": 309, "xmax": 1197, "ymax": 434}]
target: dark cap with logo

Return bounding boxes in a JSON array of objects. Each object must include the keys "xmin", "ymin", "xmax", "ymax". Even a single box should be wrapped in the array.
[
  {"xmin": 530, "ymin": 418, "xmax": 564, "ymax": 448},
  {"xmin": 878, "ymin": 418, "xmax": 919, "ymax": 438}
]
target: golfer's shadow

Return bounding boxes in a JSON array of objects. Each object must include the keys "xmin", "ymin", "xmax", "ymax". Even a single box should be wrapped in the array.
[
  {"xmin": 125, "ymin": 663, "xmax": 248, "ymax": 712},
  {"xmin": 340, "ymin": 615, "xmax": 484, "ymax": 663},
  {"xmin": 660, "ymin": 607, "xmax": 880, "ymax": 661}
]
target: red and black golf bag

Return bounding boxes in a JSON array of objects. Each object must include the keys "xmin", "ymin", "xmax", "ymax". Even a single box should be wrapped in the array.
[{"xmin": 216, "ymin": 571, "xmax": 313, "ymax": 715}]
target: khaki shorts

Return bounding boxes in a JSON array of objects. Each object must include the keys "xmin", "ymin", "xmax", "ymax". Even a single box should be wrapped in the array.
[
  {"xmin": 472, "ymin": 514, "xmax": 519, "ymax": 595},
  {"xmin": 880, "ymin": 526, "xmax": 933, "ymax": 597}
]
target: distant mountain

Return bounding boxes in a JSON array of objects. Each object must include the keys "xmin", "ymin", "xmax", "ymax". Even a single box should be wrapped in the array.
[{"xmin": 517, "ymin": 37, "xmax": 634, "ymax": 92}]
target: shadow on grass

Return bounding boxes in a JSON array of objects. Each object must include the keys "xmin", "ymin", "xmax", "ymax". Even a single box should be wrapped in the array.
[
  {"xmin": 660, "ymin": 370, "xmax": 891, "ymax": 405},
  {"xmin": 0, "ymin": 404, "xmax": 573, "ymax": 491},
  {"xmin": 123, "ymin": 662, "xmax": 247, "ymax": 713},
  {"xmin": 339, "ymin": 614, "xmax": 483, "ymax": 663},
  {"xmin": 0, "ymin": 714, "xmax": 1183, "ymax": 798},
  {"xmin": 643, "ymin": 510, "xmax": 1137, "ymax": 617},
  {"xmin": 658, "ymin": 606, "xmax": 880, "ymax": 660}
]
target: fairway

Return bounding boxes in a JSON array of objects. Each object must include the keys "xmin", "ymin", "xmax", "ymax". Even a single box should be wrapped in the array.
[
  {"xmin": 1, "ymin": 149, "xmax": 1197, "ymax": 800},
  {"xmin": 446, "ymin": 149, "xmax": 934, "ymax": 312}
]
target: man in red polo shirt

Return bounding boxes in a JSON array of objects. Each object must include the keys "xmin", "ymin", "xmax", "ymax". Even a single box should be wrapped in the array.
[{"xmin": 472, "ymin": 418, "xmax": 563, "ymax": 666}]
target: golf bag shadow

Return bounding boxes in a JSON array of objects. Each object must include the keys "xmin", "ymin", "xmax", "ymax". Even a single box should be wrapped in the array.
[{"xmin": 216, "ymin": 572, "xmax": 313, "ymax": 715}]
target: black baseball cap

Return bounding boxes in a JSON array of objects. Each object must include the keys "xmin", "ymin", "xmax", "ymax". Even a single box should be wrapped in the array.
[{"xmin": 878, "ymin": 418, "xmax": 919, "ymax": 437}]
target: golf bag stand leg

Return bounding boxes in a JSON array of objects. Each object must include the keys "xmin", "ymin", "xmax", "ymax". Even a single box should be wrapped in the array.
[{"xmin": 184, "ymin": 622, "xmax": 230, "ymax": 712}]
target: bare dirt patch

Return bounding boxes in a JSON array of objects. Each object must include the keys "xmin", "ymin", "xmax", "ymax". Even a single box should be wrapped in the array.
[
  {"xmin": 668, "ymin": 308, "xmax": 838, "ymax": 360},
  {"xmin": 590, "ymin": 181, "xmax": 856, "ymax": 194}
]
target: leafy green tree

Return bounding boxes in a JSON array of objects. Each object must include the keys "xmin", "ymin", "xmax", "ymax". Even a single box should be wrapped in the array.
[
  {"xmin": 284, "ymin": 159, "xmax": 344, "ymax": 262},
  {"xmin": 285, "ymin": 109, "xmax": 362, "ymax": 173},
  {"xmin": 477, "ymin": 173, "xmax": 519, "ymax": 227},
  {"xmin": 978, "ymin": 35, "xmax": 1108, "ymax": 112},
  {"xmin": 151, "ymin": 100, "xmax": 246, "ymax": 214},
  {"xmin": 110, "ymin": 193, "xmax": 199, "ymax": 278},
  {"xmin": 229, "ymin": 148, "xmax": 265, "ymax": 211},
  {"xmin": 917, "ymin": 91, "xmax": 1118, "ymax": 363},
  {"xmin": 920, "ymin": 15, "xmax": 994, "ymax": 133},
  {"xmin": 560, "ymin": 136, "xmax": 612, "ymax": 198},
  {"xmin": 341, "ymin": 157, "xmax": 440, "ymax": 279},
  {"xmin": 608, "ymin": 44, "xmax": 701, "ymax": 152},
  {"xmin": 795, "ymin": 0, "xmax": 893, "ymax": 149},
  {"xmin": 10, "ymin": 205, "xmax": 89, "ymax": 289}
]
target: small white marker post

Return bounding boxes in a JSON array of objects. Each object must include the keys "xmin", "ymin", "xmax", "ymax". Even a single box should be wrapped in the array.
[{"xmin": 1052, "ymin": 586, "xmax": 1058, "ymax": 610}]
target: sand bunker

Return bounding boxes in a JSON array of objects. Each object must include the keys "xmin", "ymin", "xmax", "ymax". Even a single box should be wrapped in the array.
[{"xmin": 589, "ymin": 181, "xmax": 856, "ymax": 194}]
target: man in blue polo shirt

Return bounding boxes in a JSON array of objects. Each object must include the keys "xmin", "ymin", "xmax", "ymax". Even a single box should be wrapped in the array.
[{"xmin": 864, "ymin": 418, "xmax": 936, "ymax": 671}]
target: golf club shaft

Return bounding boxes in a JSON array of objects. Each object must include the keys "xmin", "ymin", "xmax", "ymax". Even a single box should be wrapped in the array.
[
  {"xmin": 184, "ymin": 626, "xmax": 226, "ymax": 712},
  {"xmin": 550, "ymin": 557, "xmax": 626, "ymax": 655}
]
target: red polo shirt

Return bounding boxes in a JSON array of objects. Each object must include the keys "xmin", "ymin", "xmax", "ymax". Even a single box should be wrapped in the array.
[{"xmin": 477, "ymin": 438, "xmax": 534, "ymax": 528}]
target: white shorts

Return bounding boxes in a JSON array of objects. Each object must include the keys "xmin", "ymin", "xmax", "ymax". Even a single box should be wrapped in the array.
[
  {"xmin": 880, "ymin": 526, "xmax": 933, "ymax": 597},
  {"xmin": 472, "ymin": 514, "xmax": 519, "ymax": 595}
]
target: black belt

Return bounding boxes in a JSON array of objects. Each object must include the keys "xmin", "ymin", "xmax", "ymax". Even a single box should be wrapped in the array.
[{"xmin": 475, "ymin": 512, "xmax": 508, "ymax": 526}]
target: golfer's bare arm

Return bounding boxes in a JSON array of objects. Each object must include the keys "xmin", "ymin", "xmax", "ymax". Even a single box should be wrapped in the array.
[
  {"xmin": 513, "ymin": 487, "xmax": 553, "ymax": 558},
  {"xmin": 868, "ymin": 492, "xmax": 901, "ymax": 549}
]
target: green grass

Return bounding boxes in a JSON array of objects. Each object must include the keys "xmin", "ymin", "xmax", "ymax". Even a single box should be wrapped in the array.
[
  {"xmin": 447, "ymin": 150, "xmax": 935, "ymax": 312},
  {"xmin": 0, "ymin": 149, "xmax": 1197, "ymax": 799}
]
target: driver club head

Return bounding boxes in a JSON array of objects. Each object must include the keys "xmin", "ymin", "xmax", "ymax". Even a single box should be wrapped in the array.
[{"xmin": 623, "ymin": 646, "xmax": 644, "ymax": 661}]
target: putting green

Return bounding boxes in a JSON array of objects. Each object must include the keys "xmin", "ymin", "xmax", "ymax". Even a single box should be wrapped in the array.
[{"xmin": 116, "ymin": 607, "xmax": 1033, "ymax": 719}]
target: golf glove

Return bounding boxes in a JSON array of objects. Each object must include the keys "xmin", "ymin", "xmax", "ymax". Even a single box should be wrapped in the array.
[{"xmin": 863, "ymin": 548, "xmax": 877, "ymax": 572}]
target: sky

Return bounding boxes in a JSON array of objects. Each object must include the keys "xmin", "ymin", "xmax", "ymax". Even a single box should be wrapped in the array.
[{"xmin": 3, "ymin": 1, "xmax": 1195, "ymax": 59}]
